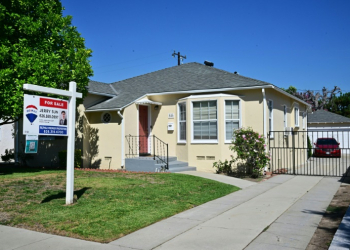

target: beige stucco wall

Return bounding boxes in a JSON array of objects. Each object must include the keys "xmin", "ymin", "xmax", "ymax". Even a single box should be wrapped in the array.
[
  {"xmin": 81, "ymin": 88, "xmax": 309, "ymax": 172},
  {"xmin": 83, "ymin": 109, "xmax": 122, "ymax": 169}
]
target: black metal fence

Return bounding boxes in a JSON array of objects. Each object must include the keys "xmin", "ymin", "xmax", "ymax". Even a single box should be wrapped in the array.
[
  {"xmin": 125, "ymin": 135, "xmax": 169, "ymax": 169},
  {"xmin": 269, "ymin": 130, "xmax": 350, "ymax": 177}
]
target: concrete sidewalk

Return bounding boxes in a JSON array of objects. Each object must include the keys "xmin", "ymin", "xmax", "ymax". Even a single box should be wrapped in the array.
[
  {"xmin": 110, "ymin": 175, "xmax": 340, "ymax": 250},
  {"xmin": 178, "ymin": 170, "xmax": 257, "ymax": 189},
  {"xmin": 0, "ymin": 175, "xmax": 344, "ymax": 250}
]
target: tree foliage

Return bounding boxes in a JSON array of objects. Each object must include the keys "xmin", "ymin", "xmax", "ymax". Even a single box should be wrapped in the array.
[
  {"xmin": 281, "ymin": 85, "xmax": 341, "ymax": 111},
  {"xmin": 325, "ymin": 92, "xmax": 350, "ymax": 118},
  {"xmin": 0, "ymin": 0, "xmax": 93, "ymax": 125}
]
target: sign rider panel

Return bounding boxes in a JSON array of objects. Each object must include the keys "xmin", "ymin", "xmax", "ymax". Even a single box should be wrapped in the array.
[{"xmin": 23, "ymin": 94, "xmax": 68, "ymax": 136}]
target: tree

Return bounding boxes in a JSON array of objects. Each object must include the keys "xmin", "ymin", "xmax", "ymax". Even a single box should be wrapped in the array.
[
  {"xmin": 281, "ymin": 85, "xmax": 341, "ymax": 111},
  {"xmin": 326, "ymin": 92, "xmax": 350, "ymax": 118},
  {"xmin": 281, "ymin": 86, "xmax": 297, "ymax": 95},
  {"xmin": 0, "ymin": 0, "xmax": 93, "ymax": 125}
]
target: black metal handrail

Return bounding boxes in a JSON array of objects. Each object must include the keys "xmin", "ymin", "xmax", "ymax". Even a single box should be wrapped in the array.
[
  {"xmin": 153, "ymin": 135, "xmax": 169, "ymax": 170},
  {"xmin": 125, "ymin": 134, "xmax": 169, "ymax": 170}
]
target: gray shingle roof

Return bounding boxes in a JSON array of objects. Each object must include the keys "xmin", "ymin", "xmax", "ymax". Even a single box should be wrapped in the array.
[
  {"xmin": 308, "ymin": 110, "xmax": 350, "ymax": 124},
  {"xmin": 87, "ymin": 80, "xmax": 117, "ymax": 96},
  {"xmin": 87, "ymin": 62, "xmax": 276, "ymax": 110}
]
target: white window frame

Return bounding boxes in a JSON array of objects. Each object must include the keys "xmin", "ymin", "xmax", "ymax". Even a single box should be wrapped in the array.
[
  {"xmin": 283, "ymin": 105, "xmax": 288, "ymax": 128},
  {"xmin": 302, "ymin": 111, "xmax": 306, "ymax": 130},
  {"xmin": 177, "ymin": 102, "xmax": 186, "ymax": 143},
  {"xmin": 294, "ymin": 106, "xmax": 299, "ymax": 127},
  {"xmin": 191, "ymin": 100, "xmax": 218, "ymax": 144},
  {"xmin": 224, "ymin": 99, "xmax": 241, "ymax": 143},
  {"xmin": 268, "ymin": 100, "xmax": 274, "ymax": 138}
]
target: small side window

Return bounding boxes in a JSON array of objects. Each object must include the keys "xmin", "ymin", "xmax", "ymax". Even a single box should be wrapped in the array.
[{"xmin": 295, "ymin": 107, "xmax": 299, "ymax": 127}]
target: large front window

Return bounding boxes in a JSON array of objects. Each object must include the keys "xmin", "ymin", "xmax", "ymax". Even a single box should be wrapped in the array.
[
  {"xmin": 225, "ymin": 100, "xmax": 240, "ymax": 141},
  {"xmin": 193, "ymin": 101, "xmax": 217, "ymax": 141}
]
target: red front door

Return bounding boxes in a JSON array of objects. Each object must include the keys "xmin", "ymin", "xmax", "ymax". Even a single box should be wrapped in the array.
[{"xmin": 139, "ymin": 105, "xmax": 149, "ymax": 155}]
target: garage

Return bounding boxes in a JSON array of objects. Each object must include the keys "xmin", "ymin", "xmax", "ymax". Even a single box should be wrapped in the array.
[{"xmin": 308, "ymin": 110, "xmax": 350, "ymax": 152}]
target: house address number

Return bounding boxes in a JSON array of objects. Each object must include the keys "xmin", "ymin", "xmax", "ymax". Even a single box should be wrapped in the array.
[{"xmin": 168, "ymin": 113, "xmax": 174, "ymax": 119}]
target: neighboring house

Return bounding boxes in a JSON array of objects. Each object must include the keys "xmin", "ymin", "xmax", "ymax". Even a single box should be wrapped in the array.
[
  {"xmin": 308, "ymin": 110, "xmax": 350, "ymax": 149},
  {"xmin": 0, "ymin": 121, "xmax": 15, "ymax": 162},
  {"xmin": 79, "ymin": 62, "xmax": 311, "ymax": 172}
]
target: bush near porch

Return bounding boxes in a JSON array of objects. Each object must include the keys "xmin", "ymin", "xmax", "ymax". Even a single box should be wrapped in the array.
[{"xmin": 213, "ymin": 127, "xmax": 270, "ymax": 178}]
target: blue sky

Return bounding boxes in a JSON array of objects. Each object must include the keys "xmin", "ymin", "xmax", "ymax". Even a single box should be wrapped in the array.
[{"xmin": 61, "ymin": 0, "xmax": 350, "ymax": 93}]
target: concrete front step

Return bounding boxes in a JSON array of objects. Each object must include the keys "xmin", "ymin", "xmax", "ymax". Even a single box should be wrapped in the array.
[{"xmin": 125, "ymin": 157, "xmax": 196, "ymax": 173}]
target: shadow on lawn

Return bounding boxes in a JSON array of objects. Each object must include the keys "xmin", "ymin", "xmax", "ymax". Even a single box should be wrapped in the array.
[
  {"xmin": 41, "ymin": 187, "xmax": 91, "ymax": 203},
  {"xmin": 0, "ymin": 166, "xmax": 53, "ymax": 176}
]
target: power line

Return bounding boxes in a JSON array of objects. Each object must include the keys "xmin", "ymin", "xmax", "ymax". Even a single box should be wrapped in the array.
[{"xmin": 95, "ymin": 58, "xmax": 171, "ymax": 74}]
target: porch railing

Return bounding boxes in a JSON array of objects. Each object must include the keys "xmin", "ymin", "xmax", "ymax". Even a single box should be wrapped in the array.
[{"xmin": 125, "ymin": 135, "xmax": 169, "ymax": 170}]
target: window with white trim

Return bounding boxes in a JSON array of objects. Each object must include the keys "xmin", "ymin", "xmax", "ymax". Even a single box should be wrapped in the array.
[
  {"xmin": 268, "ymin": 100, "xmax": 273, "ymax": 138},
  {"xmin": 283, "ymin": 105, "xmax": 287, "ymax": 128},
  {"xmin": 295, "ymin": 107, "xmax": 299, "ymax": 127},
  {"xmin": 193, "ymin": 101, "xmax": 217, "ymax": 141},
  {"xmin": 302, "ymin": 112, "xmax": 306, "ymax": 129},
  {"xmin": 178, "ymin": 103, "xmax": 186, "ymax": 142},
  {"xmin": 225, "ymin": 100, "xmax": 240, "ymax": 141}
]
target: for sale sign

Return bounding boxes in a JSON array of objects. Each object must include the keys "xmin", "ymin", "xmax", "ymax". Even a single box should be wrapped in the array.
[{"xmin": 23, "ymin": 94, "xmax": 68, "ymax": 136}]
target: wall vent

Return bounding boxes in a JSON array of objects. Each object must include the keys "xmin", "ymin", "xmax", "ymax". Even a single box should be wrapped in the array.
[
  {"xmin": 197, "ymin": 156, "xmax": 205, "ymax": 160},
  {"xmin": 206, "ymin": 156, "xmax": 215, "ymax": 160}
]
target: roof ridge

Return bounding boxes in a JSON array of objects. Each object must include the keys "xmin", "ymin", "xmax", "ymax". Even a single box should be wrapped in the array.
[
  {"xmin": 110, "ymin": 63, "xmax": 198, "ymax": 86},
  {"xmin": 191, "ymin": 62, "xmax": 275, "ymax": 86}
]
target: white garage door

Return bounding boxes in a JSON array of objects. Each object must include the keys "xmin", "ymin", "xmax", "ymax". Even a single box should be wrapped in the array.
[{"xmin": 308, "ymin": 127, "xmax": 350, "ymax": 153}]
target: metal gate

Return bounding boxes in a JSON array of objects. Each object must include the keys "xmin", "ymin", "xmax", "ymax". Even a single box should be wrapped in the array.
[{"xmin": 269, "ymin": 130, "xmax": 350, "ymax": 177}]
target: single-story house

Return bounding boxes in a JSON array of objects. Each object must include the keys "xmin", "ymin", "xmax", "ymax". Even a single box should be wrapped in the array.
[
  {"xmin": 308, "ymin": 110, "xmax": 350, "ymax": 149},
  {"xmin": 15, "ymin": 62, "xmax": 311, "ymax": 171},
  {"xmin": 77, "ymin": 62, "xmax": 311, "ymax": 172}
]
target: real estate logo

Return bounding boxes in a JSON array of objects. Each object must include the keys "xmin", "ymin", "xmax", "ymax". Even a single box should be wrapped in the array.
[{"xmin": 25, "ymin": 105, "xmax": 38, "ymax": 125}]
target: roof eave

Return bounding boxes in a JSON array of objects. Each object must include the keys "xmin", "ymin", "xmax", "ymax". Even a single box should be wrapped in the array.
[
  {"xmin": 85, "ymin": 108, "xmax": 121, "ymax": 112},
  {"xmin": 88, "ymin": 91, "xmax": 117, "ymax": 98},
  {"xmin": 271, "ymin": 86, "xmax": 312, "ymax": 108}
]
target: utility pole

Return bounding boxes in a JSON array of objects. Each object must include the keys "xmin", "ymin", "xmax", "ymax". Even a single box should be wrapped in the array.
[{"xmin": 172, "ymin": 50, "xmax": 186, "ymax": 65}]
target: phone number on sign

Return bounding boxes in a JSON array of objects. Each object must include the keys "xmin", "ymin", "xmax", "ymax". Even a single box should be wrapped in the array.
[{"xmin": 39, "ymin": 126, "xmax": 67, "ymax": 135}]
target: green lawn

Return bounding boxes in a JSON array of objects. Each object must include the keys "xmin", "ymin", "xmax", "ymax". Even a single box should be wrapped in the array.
[{"xmin": 0, "ymin": 167, "xmax": 239, "ymax": 242}]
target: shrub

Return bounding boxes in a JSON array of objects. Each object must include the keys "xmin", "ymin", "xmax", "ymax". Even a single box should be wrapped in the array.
[
  {"xmin": 1, "ymin": 149, "xmax": 15, "ymax": 162},
  {"xmin": 213, "ymin": 127, "xmax": 270, "ymax": 178},
  {"xmin": 213, "ymin": 159, "xmax": 234, "ymax": 175},
  {"xmin": 58, "ymin": 149, "xmax": 82, "ymax": 168},
  {"xmin": 307, "ymin": 136, "xmax": 313, "ymax": 158},
  {"xmin": 230, "ymin": 127, "xmax": 270, "ymax": 177}
]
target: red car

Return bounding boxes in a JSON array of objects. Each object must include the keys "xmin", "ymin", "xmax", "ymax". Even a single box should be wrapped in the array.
[{"xmin": 314, "ymin": 138, "xmax": 341, "ymax": 158}]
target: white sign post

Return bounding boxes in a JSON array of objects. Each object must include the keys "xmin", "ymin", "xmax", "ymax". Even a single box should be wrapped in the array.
[{"xmin": 23, "ymin": 82, "xmax": 82, "ymax": 205}]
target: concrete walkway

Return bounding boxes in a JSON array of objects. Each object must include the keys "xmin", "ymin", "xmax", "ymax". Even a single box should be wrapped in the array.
[
  {"xmin": 178, "ymin": 171, "xmax": 257, "ymax": 189},
  {"xmin": 0, "ymin": 174, "xmax": 345, "ymax": 250}
]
